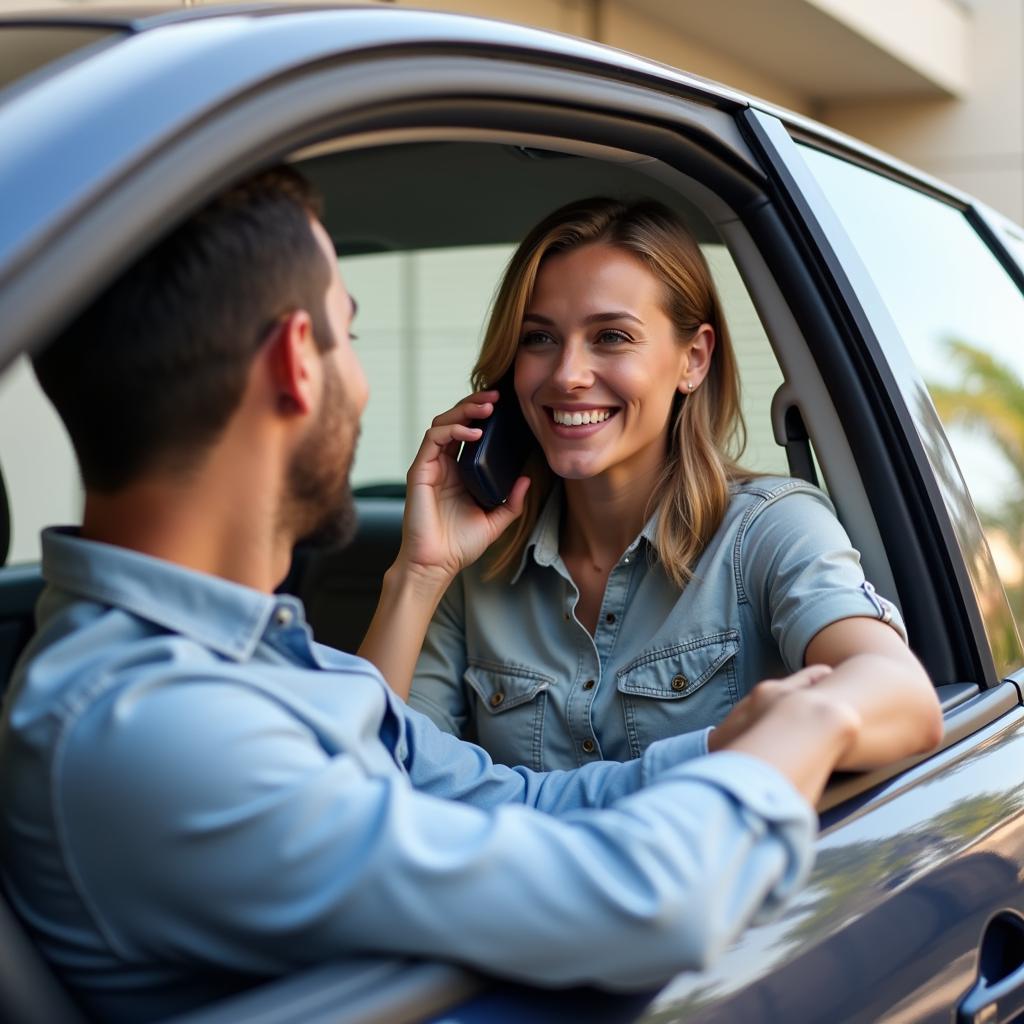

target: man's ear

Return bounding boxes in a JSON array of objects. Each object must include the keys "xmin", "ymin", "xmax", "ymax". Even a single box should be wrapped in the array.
[{"xmin": 266, "ymin": 310, "xmax": 317, "ymax": 416}]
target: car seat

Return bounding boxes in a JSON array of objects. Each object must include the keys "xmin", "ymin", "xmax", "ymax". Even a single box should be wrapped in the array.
[{"xmin": 0, "ymin": 461, "xmax": 88, "ymax": 1023}]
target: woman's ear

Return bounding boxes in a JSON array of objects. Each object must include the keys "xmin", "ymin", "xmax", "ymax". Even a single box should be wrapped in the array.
[{"xmin": 678, "ymin": 323, "xmax": 715, "ymax": 395}]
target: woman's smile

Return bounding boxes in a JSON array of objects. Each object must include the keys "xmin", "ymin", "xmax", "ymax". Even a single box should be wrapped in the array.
[{"xmin": 546, "ymin": 406, "xmax": 619, "ymax": 435}]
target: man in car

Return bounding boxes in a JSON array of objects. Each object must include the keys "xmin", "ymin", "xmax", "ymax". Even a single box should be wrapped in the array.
[{"xmin": 0, "ymin": 168, "xmax": 937, "ymax": 1022}]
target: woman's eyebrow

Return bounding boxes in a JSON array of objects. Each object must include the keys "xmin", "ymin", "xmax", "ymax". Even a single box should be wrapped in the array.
[
  {"xmin": 584, "ymin": 311, "xmax": 643, "ymax": 326},
  {"xmin": 522, "ymin": 311, "xmax": 644, "ymax": 325}
]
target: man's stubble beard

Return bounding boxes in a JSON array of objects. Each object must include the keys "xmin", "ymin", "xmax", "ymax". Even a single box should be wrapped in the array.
[{"xmin": 285, "ymin": 355, "xmax": 360, "ymax": 551}]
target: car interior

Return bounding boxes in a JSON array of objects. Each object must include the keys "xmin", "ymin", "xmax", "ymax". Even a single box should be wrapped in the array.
[
  {"xmin": 282, "ymin": 133, "xmax": 897, "ymax": 652},
  {"xmin": 0, "ymin": 122, "xmax": 986, "ymax": 1023}
]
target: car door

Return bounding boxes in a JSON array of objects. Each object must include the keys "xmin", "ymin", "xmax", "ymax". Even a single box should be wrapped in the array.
[{"xmin": 3, "ymin": 10, "xmax": 1024, "ymax": 1024}]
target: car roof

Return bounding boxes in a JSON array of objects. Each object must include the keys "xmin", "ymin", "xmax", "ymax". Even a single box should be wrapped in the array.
[
  {"xmin": 0, "ymin": 1, "xmax": 976, "ymax": 205},
  {"xmin": 0, "ymin": 1, "xmax": 977, "ymax": 374}
]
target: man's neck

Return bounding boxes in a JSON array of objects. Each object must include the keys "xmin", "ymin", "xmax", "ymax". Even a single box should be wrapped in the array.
[{"xmin": 81, "ymin": 473, "xmax": 292, "ymax": 594}]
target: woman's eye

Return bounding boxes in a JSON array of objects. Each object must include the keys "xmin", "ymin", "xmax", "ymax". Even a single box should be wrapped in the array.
[
  {"xmin": 519, "ymin": 330, "xmax": 555, "ymax": 347},
  {"xmin": 596, "ymin": 329, "xmax": 631, "ymax": 345}
]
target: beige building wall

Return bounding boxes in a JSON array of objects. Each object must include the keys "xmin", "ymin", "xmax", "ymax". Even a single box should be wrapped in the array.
[
  {"xmin": 395, "ymin": 0, "xmax": 1023, "ymax": 225},
  {"xmin": 821, "ymin": 0, "xmax": 1024, "ymax": 224}
]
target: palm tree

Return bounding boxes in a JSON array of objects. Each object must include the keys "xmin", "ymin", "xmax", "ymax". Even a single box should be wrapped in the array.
[
  {"xmin": 929, "ymin": 339, "xmax": 1024, "ymax": 501},
  {"xmin": 929, "ymin": 339, "xmax": 1024, "ymax": 623}
]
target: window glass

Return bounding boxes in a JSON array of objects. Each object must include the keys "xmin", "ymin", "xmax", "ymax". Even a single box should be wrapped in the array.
[
  {"xmin": 346, "ymin": 241, "xmax": 787, "ymax": 488},
  {"xmin": 800, "ymin": 144, "xmax": 1024, "ymax": 643},
  {"xmin": 0, "ymin": 356, "xmax": 81, "ymax": 564}
]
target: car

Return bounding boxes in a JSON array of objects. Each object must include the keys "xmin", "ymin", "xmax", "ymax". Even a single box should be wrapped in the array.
[{"xmin": 1, "ymin": 4, "xmax": 1023, "ymax": 1023}]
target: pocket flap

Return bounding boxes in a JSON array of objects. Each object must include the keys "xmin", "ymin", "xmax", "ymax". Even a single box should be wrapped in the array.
[
  {"xmin": 616, "ymin": 632, "xmax": 739, "ymax": 700},
  {"xmin": 464, "ymin": 662, "xmax": 552, "ymax": 714}
]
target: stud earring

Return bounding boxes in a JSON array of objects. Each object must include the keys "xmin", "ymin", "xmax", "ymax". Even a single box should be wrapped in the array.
[{"xmin": 687, "ymin": 381, "xmax": 694, "ymax": 392}]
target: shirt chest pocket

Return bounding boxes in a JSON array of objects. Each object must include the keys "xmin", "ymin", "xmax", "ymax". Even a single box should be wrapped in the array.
[
  {"xmin": 616, "ymin": 631, "xmax": 740, "ymax": 758},
  {"xmin": 464, "ymin": 662, "xmax": 553, "ymax": 772}
]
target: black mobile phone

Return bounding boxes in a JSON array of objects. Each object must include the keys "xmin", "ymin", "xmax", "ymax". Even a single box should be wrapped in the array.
[{"xmin": 457, "ymin": 372, "xmax": 534, "ymax": 509}]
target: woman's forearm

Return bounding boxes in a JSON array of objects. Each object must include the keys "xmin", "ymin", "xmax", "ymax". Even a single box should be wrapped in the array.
[
  {"xmin": 358, "ymin": 561, "xmax": 450, "ymax": 700},
  {"xmin": 812, "ymin": 653, "xmax": 942, "ymax": 771}
]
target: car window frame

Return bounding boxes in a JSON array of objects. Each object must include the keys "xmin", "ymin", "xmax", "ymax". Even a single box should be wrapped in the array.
[{"xmin": 0, "ymin": 26, "xmax": 1008, "ymax": 783}]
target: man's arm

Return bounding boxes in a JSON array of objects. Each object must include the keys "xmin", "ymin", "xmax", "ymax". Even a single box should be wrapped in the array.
[{"xmin": 58, "ymin": 673, "xmax": 842, "ymax": 990}]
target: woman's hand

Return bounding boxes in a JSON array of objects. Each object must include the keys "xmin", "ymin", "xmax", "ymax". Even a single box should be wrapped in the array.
[
  {"xmin": 398, "ymin": 390, "xmax": 530, "ymax": 586},
  {"xmin": 360, "ymin": 391, "xmax": 531, "ymax": 700}
]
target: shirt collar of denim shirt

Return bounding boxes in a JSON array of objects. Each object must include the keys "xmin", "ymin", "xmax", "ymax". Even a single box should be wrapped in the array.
[
  {"xmin": 39, "ymin": 527, "xmax": 284, "ymax": 662},
  {"xmin": 510, "ymin": 486, "xmax": 660, "ymax": 584}
]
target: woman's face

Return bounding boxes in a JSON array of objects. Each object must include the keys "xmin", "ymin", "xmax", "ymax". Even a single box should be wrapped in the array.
[{"xmin": 514, "ymin": 242, "xmax": 713, "ymax": 486}]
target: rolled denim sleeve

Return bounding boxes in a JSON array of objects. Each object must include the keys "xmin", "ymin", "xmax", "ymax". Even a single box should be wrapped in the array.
[
  {"xmin": 409, "ymin": 576, "xmax": 470, "ymax": 735},
  {"xmin": 741, "ymin": 487, "xmax": 907, "ymax": 671},
  {"xmin": 60, "ymin": 680, "xmax": 815, "ymax": 991}
]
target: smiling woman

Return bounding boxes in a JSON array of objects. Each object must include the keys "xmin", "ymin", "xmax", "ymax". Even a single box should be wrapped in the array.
[{"xmin": 401, "ymin": 196, "xmax": 940, "ymax": 771}]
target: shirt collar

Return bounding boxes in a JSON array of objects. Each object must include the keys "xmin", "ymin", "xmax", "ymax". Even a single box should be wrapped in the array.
[
  {"xmin": 40, "ymin": 527, "xmax": 285, "ymax": 662},
  {"xmin": 509, "ymin": 488, "xmax": 659, "ymax": 584},
  {"xmin": 510, "ymin": 487, "xmax": 563, "ymax": 584}
]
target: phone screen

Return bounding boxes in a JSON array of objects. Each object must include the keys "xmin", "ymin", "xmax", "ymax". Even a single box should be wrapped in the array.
[{"xmin": 456, "ymin": 372, "xmax": 534, "ymax": 509}]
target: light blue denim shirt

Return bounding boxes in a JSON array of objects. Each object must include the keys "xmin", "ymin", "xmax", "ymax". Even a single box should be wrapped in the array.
[
  {"xmin": 410, "ymin": 477, "xmax": 905, "ymax": 770},
  {"xmin": 0, "ymin": 528, "xmax": 815, "ymax": 1023}
]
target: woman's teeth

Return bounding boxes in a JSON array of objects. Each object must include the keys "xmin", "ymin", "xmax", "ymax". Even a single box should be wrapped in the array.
[{"xmin": 552, "ymin": 409, "xmax": 612, "ymax": 427}]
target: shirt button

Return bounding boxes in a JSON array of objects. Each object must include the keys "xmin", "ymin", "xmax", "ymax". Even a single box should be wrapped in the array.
[
  {"xmin": 605, "ymin": 612, "xmax": 616, "ymax": 624},
  {"xmin": 582, "ymin": 739, "xmax": 596, "ymax": 753},
  {"xmin": 490, "ymin": 692, "xmax": 505, "ymax": 708},
  {"xmin": 671, "ymin": 675, "xmax": 687, "ymax": 691},
  {"xmin": 582, "ymin": 679, "xmax": 595, "ymax": 691},
  {"xmin": 274, "ymin": 607, "xmax": 294, "ymax": 627}
]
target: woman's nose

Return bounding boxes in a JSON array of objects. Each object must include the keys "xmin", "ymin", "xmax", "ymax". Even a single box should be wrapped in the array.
[{"xmin": 551, "ymin": 340, "xmax": 593, "ymax": 390}]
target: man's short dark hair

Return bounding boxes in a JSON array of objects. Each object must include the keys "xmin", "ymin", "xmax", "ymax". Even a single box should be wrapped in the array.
[{"xmin": 33, "ymin": 166, "xmax": 331, "ymax": 493}]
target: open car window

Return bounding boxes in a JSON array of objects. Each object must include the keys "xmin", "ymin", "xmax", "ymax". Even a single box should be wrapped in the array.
[{"xmin": 298, "ymin": 139, "xmax": 790, "ymax": 492}]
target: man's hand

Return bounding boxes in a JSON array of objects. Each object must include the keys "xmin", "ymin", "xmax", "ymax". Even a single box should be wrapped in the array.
[
  {"xmin": 399, "ymin": 390, "xmax": 530, "ymax": 586},
  {"xmin": 708, "ymin": 664, "xmax": 833, "ymax": 752},
  {"xmin": 708, "ymin": 664, "xmax": 862, "ymax": 805}
]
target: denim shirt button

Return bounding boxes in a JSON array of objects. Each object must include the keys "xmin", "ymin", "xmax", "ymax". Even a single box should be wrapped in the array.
[
  {"xmin": 582, "ymin": 739, "xmax": 596, "ymax": 753},
  {"xmin": 582, "ymin": 679, "xmax": 595, "ymax": 691},
  {"xmin": 489, "ymin": 692, "xmax": 505, "ymax": 708},
  {"xmin": 670, "ymin": 675, "xmax": 687, "ymax": 692},
  {"xmin": 605, "ymin": 613, "xmax": 616, "ymax": 624},
  {"xmin": 274, "ymin": 607, "xmax": 294, "ymax": 628}
]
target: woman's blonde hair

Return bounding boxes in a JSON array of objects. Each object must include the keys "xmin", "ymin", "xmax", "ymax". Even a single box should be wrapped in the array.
[{"xmin": 474, "ymin": 196, "xmax": 754, "ymax": 587}]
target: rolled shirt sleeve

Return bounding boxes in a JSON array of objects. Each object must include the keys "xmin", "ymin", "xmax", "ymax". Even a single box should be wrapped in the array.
[
  {"xmin": 59, "ymin": 678, "xmax": 814, "ymax": 991},
  {"xmin": 741, "ymin": 487, "xmax": 908, "ymax": 671}
]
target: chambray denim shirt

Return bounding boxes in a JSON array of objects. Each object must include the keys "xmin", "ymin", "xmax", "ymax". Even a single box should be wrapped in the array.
[
  {"xmin": 0, "ymin": 528, "xmax": 816, "ymax": 1023},
  {"xmin": 411, "ymin": 477, "xmax": 905, "ymax": 770}
]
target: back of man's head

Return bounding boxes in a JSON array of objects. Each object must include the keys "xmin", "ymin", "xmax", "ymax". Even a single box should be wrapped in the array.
[{"xmin": 33, "ymin": 167, "xmax": 331, "ymax": 493}]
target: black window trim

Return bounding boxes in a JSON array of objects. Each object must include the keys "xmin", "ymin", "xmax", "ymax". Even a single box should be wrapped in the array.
[{"xmin": 738, "ymin": 106, "xmax": 1023, "ymax": 686}]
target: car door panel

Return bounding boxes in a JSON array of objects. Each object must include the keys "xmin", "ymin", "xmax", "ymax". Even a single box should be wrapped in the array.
[{"xmin": 640, "ymin": 700, "xmax": 1024, "ymax": 1022}]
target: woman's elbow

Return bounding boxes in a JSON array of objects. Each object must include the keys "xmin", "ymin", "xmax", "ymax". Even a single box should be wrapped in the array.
[{"xmin": 903, "ymin": 661, "xmax": 944, "ymax": 754}]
